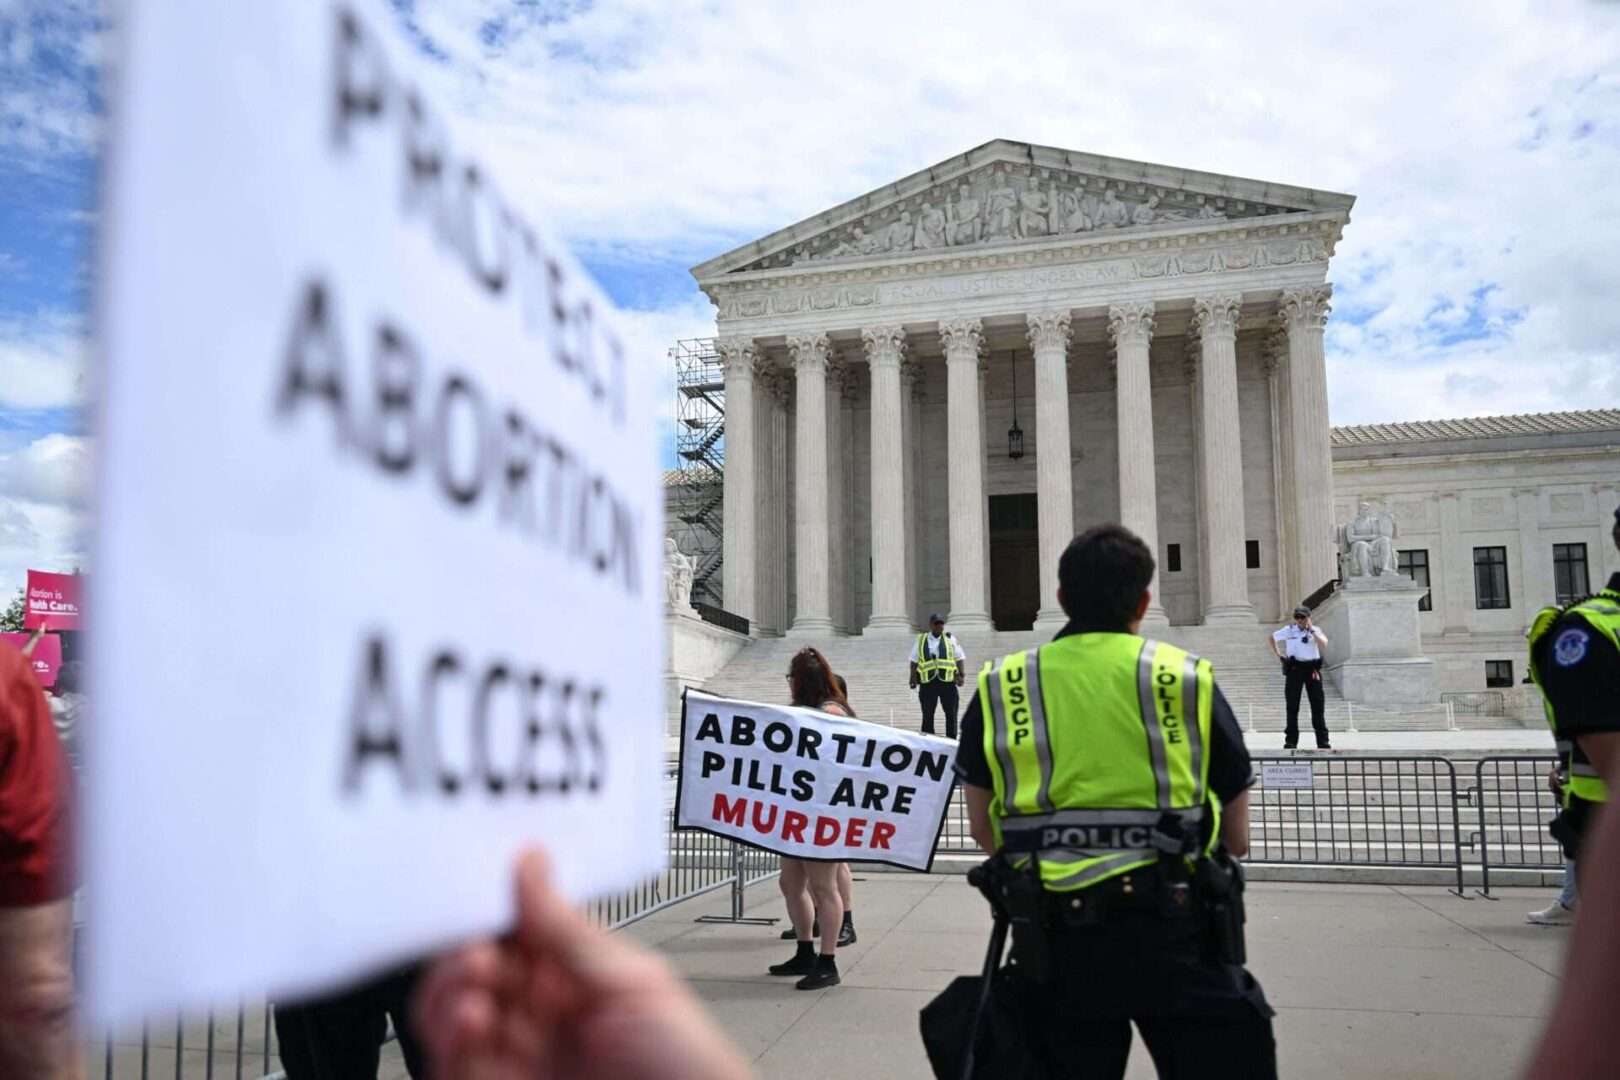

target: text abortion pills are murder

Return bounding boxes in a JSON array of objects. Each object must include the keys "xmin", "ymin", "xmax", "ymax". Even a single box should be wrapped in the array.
[{"xmin": 87, "ymin": 0, "xmax": 665, "ymax": 1025}]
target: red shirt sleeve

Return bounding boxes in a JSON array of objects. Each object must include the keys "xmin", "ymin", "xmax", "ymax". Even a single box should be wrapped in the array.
[{"xmin": 0, "ymin": 647, "xmax": 74, "ymax": 906}]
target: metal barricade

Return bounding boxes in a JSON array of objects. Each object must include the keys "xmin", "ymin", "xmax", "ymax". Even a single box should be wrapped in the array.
[
  {"xmin": 1469, "ymin": 754, "xmax": 1562, "ymax": 897},
  {"xmin": 1246, "ymin": 755, "xmax": 1467, "ymax": 894}
]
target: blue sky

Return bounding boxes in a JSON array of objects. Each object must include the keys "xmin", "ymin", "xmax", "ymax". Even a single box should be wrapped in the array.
[{"xmin": 3, "ymin": 0, "xmax": 1620, "ymax": 598}]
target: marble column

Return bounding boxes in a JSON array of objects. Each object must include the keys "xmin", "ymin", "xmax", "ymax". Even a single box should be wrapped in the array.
[
  {"xmin": 978, "ymin": 356, "xmax": 993, "ymax": 606},
  {"xmin": 864, "ymin": 326, "xmax": 912, "ymax": 634},
  {"xmin": 1191, "ymin": 294, "xmax": 1254, "ymax": 624},
  {"xmin": 941, "ymin": 318, "xmax": 993, "ymax": 629},
  {"xmin": 771, "ymin": 371, "xmax": 791, "ymax": 632},
  {"xmin": 1265, "ymin": 332, "xmax": 1299, "ymax": 612},
  {"xmin": 1436, "ymin": 491, "xmax": 1471, "ymax": 634},
  {"xmin": 787, "ymin": 333, "xmax": 834, "ymax": 635},
  {"xmin": 1027, "ymin": 310, "xmax": 1074, "ymax": 629},
  {"xmin": 825, "ymin": 357, "xmax": 850, "ymax": 634},
  {"xmin": 1595, "ymin": 483, "xmax": 1620, "ymax": 582},
  {"xmin": 839, "ymin": 369, "xmax": 858, "ymax": 629},
  {"xmin": 1108, "ymin": 302, "xmax": 1168, "ymax": 627},
  {"xmin": 1279, "ymin": 286, "xmax": 1337, "ymax": 600},
  {"xmin": 717, "ymin": 337, "xmax": 758, "ymax": 624},
  {"xmin": 902, "ymin": 359, "xmax": 924, "ymax": 628}
]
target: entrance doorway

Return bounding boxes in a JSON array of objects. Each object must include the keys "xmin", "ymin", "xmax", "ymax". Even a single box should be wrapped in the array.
[{"xmin": 989, "ymin": 493, "xmax": 1040, "ymax": 631}]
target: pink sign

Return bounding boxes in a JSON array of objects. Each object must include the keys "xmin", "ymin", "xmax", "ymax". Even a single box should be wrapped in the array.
[
  {"xmin": 0, "ymin": 631, "xmax": 63, "ymax": 689},
  {"xmin": 24, "ymin": 570, "xmax": 83, "ymax": 631}
]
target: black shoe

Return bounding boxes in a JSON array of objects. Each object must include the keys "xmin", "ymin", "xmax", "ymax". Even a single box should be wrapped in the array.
[
  {"xmin": 838, "ymin": 921, "xmax": 857, "ymax": 947},
  {"xmin": 796, "ymin": 957, "xmax": 840, "ymax": 990},
  {"xmin": 1317, "ymin": 744, "xmax": 1333, "ymax": 751},
  {"xmin": 778, "ymin": 918, "xmax": 820, "ymax": 941},
  {"xmin": 769, "ymin": 944, "xmax": 817, "ymax": 976},
  {"xmin": 1283, "ymin": 742, "xmax": 1297, "ymax": 751}
]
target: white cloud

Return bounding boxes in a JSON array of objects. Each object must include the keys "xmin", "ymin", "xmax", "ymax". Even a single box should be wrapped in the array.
[
  {"xmin": 0, "ymin": 432, "xmax": 89, "ymax": 507},
  {"xmin": 383, "ymin": 0, "xmax": 1620, "ymax": 426},
  {"xmin": 0, "ymin": 310, "xmax": 87, "ymax": 409},
  {"xmin": 0, "ymin": 433, "xmax": 90, "ymax": 599},
  {"xmin": 0, "ymin": 0, "xmax": 102, "ymax": 163}
]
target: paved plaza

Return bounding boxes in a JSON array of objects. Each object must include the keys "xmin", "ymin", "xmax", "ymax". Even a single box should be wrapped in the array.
[{"xmin": 628, "ymin": 872, "xmax": 1565, "ymax": 1079}]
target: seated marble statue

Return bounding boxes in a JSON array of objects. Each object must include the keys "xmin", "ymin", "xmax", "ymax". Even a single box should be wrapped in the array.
[{"xmin": 1339, "ymin": 502, "xmax": 1399, "ymax": 578}]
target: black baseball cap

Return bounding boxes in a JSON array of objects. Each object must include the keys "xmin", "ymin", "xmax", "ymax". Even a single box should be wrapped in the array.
[
  {"xmin": 929, "ymin": 613, "xmax": 945, "ymax": 624},
  {"xmin": 1293, "ymin": 606, "xmax": 1311, "ymax": 618}
]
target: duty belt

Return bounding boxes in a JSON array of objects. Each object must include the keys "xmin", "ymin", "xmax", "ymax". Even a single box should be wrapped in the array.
[{"xmin": 998, "ymin": 807, "xmax": 1207, "ymax": 856}]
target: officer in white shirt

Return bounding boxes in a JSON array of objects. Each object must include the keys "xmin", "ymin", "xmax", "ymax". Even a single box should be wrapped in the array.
[
  {"xmin": 1269, "ymin": 605, "xmax": 1331, "ymax": 750},
  {"xmin": 908, "ymin": 614, "xmax": 966, "ymax": 739}
]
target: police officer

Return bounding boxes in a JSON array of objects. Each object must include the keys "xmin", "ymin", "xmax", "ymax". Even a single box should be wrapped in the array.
[
  {"xmin": 1268, "ymin": 605, "xmax": 1331, "ymax": 750},
  {"xmin": 910, "ymin": 614, "xmax": 966, "ymax": 739},
  {"xmin": 1527, "ymin": 503, "xmax": 1620, "ymax": 877},
  {"xmin": 954, "ymin": 524, "xmax": 1275, "ymax": 1078}
]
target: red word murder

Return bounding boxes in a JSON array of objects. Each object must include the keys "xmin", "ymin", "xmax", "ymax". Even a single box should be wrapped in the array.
[{"xmin": 711, "ymin": 794, "xmax": 896, "ymax": 851}]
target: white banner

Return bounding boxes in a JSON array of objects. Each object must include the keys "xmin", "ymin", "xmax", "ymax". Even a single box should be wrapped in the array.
[
  {"xmin": 675, "ymin": 690, "xmax": 959, "ymax": 872},
  {"xmin": 88, "ymin": 0, "xmax": 664, "ymax": 1024}
]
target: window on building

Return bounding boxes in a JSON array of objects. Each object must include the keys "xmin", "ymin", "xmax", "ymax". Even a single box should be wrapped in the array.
[
  {"xmin": 1167, "ymin": 543, "xmax": 1182, "ymax": 573},
  {"xmin": 1245, "ymin": 540, "xmax": 1261, "ymax": 569},
  {"xmin": 1554, "ymin": 543, "xmax": 1590, "ymax": 606},
  {"xmin": 1473, "ymin": 546, "xmax": 1511, "ymax": 609},
  {"xmin": 1398, "ymin": 549, "xmax": 1432, "ymax": 612},
  {"xmin": 1485, "ymin": 660, "xmax": 1513, "ymax": 688}
]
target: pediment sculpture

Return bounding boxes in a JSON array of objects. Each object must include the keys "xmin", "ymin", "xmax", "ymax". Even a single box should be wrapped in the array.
[{"xmin": 740, "ymin": 160, "xmax": 1284, "ymax": 272}]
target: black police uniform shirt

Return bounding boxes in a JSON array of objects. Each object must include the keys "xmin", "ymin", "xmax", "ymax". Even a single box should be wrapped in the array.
[
  {"xmin": 955, "ymin": 623, "xmax": 1257, "ymax": 832},
  {"xmin": 1534, "ymin": 571, "xmax": 1620, "ymax": 831}
]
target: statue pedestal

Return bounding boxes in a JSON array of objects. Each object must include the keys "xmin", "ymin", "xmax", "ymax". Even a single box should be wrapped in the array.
[{"xmin": 1314, "ymin": 575, "xmax": 1436, "ymax": 705}]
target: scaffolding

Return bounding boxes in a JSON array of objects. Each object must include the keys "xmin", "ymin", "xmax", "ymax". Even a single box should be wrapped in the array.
[{"xmin": 671, "ymin": 337, "xmax": 725, "ymax": 607}]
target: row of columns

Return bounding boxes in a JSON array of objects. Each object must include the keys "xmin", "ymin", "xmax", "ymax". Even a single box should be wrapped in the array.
[{"xmin": 719, "ymin": 286, "xmax": 1334, "ymax": 635}]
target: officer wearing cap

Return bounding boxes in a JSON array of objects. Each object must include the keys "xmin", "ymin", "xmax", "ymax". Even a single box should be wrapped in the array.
[
  {"xmin": 953, "ymin": 524, "xmax": 1275, "ymax": 1077},
  {"xmin": 1268, "ymin": 605, "xmax": 1331, "ymax": 751},
  {"xmin": 909, "ymin": 614, "xmax": 966, "ymax": 739},
  {"xmin": 1528, "ymin": 503, "xmax": 1620, "ymax": 874}
]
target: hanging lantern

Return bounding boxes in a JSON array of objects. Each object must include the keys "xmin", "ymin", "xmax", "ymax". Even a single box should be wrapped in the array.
[{"xmin": 1007, "ymin": 351, "xmax": 1025, "ymax": 460}]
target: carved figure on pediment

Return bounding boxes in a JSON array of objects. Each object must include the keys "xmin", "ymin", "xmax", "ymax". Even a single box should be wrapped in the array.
[
  {"xmin": 883, "ymin": 211, "xmax": 914, "ymax": 253},
  {"xmin": 1056, "ymin": 189, "xmax": 1092, "ymax": 233},
  {"xmin": 1016, "ymin": 179, "xmax": 1052, "ymax": 239},
  {"xmin": 984, "ymin": 174, "xmax": 1018, "ymax": 240},
  {"xmin": 1338, "ymin": 501, "xmax": 1400, "ymax": 579},
  {"xmin": 1093, "ymin": 188, "xmax": 1130, "ymax": 229},
  {"xmin": 1131, "ymin": 194, "xmax": 1161, "ymax": 227},
  {"xmin": 947, "ymin": 183, "xmax": 982, "ymax": 246},
  {"xmin": 914, "ymin": 202, "xmax": 947, "ymax": 249},
  {"xmin": 828, "ymin": 225, "xmax": 878, "ymax": 258},
  {"xmin": 1196, "ymin": 202, "xmax": 1226, "ymax": 220}
]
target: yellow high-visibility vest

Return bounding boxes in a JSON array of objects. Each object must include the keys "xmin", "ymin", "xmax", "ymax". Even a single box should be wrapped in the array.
[
  {"xmin": 916, "ymin": 633, "xmax": 959, "ymax": 683},
  {"xmin": 978, "ymin": 633, "xmax": 1218, "ymax": 893},
  {"xmin": 1528, "ymin": 589, "xmax": 1620, "ymax": 806}
]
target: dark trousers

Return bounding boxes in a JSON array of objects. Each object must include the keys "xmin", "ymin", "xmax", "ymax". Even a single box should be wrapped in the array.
[
  {"xmin": 996, "ymin": 919, "xmax": 1277, "ymax": 1079},
  {"xmin": 273, "ymin": 965, "xmax": 429, "ymax": 1079},
  {"xmin": 919, "ymin": 680, "xmax": 960, "ymax": 739},
  {"xmin": 1283, "ymin": 659, "xmax": 1329, "ymax": 747}
]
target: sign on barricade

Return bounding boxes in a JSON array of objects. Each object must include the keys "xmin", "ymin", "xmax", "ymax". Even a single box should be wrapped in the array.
[
  {"xmin": 675, "ymin": 690, "xmax": 958, "ymax": 872},
  {"xmin": 1260, "ymin": 763, "xmax": 1315, "ymax": 789},
  {"xmin": 87, "ymin": 0, "xmax": 664, "ymax": 1025}
]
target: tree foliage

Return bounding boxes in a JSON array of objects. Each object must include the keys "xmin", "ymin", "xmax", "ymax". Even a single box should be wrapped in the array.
[{"xmin": 0, "ymin": 588, "xmax": 24, "ymax": 633}]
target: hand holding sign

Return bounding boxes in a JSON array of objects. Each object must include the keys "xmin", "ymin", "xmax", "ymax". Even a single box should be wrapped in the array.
[{"xmin": 415, "ymin": 851, "xmax": 751, "ymax": 1080}]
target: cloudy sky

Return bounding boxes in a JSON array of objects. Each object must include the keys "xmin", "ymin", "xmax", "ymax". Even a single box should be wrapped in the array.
[{"xmin": 2, "ymin": 0, "xmax": 1619, "ymax": 598}]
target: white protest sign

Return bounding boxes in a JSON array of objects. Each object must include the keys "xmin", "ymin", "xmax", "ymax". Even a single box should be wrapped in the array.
[
  {"xmin": 1260, "ymin": 763, "xmax": 1316, "ymax": 789},
  {"xmin": 676, "ymin": 690, "xmax": 958, "ymax": 872},
  {"xmin": 88, "ymin": 0, "xmax": 664, "ymax": 1025}
]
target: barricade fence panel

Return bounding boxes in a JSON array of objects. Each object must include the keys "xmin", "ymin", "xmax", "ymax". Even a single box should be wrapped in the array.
[{"xmin": 1470, "ymin": 754, "xmax": 1564, "ymax": 896}]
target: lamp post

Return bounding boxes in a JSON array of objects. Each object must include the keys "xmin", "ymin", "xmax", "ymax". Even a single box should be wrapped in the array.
[{"xmin": 1007, "ymin": 350, "xmax": 1025, "ymax": 460}]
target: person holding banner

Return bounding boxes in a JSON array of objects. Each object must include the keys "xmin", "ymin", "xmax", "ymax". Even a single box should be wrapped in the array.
[
  {"xmin": 946, "ymin": 524, "xmax": 1275, "ymax": 1078},
  {"xmin": 779, "ymin": 671, "xmax": 858, "ymax": 948},
  {"xmin": 768, "ymin": 647, "xmax": 854, "ymax": 990}
]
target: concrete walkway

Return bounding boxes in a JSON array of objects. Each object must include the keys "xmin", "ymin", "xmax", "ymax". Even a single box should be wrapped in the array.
[{"xmin": 630, "ymin": 874, "xmax": 1567, "ymax": 1079}]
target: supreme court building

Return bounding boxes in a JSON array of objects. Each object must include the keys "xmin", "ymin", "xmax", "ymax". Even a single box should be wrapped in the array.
[{"xmin": 691, "ymin": 140, "xmax": 1353, "ymax": 636}]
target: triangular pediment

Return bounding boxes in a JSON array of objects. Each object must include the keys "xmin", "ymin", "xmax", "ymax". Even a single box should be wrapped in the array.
[{"xmin": 693, "ymin": 139, "xmax": 1354, "ymax": 280}]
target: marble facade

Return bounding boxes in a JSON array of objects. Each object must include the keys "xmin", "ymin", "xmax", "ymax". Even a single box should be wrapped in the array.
[{"xmin": 694, "ymin": 140, "xmax": 1353, "ymax": 636}]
